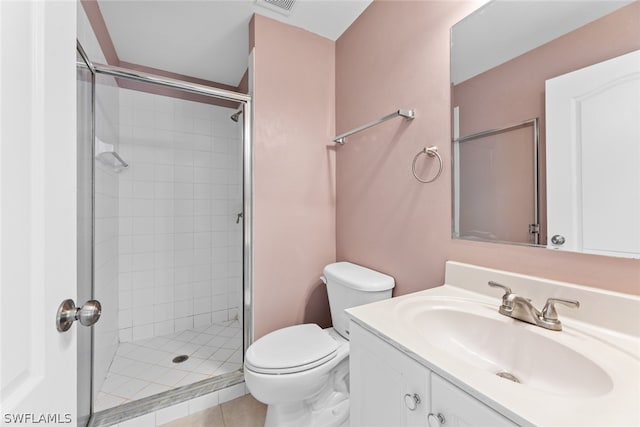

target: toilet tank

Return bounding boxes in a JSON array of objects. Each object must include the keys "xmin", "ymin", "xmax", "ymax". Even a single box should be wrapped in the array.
[{"xmin": 323, "ymin": 262, "xmax": 395, "ymax": 339}]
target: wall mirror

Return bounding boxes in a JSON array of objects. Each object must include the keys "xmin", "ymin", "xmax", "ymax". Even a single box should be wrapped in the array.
[{"xmin": 450, "ymin": 0, "xmax": 640, "ymax": 259}]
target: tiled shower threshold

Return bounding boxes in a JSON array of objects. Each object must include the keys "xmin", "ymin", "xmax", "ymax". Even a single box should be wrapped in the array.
[{"xmin": 89, "ymin": 371, "xmax": 245, "ymax": 427}]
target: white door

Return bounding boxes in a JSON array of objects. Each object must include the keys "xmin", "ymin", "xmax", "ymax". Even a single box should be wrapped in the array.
[
  {"xmin": 0, "ymin": 1, "xmax": 78, "ymax": 424},
  {"xmin": 546, "ymin": 50, "xmax": 640, "ymax": 258}
]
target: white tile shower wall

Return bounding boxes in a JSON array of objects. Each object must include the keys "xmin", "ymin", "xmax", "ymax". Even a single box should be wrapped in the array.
[
  {"xmin": 117, "ymin": 89, "xmax": 243, "ymax": 342},
  {"xmin": 78, "ymin": 3, "xmax": 120, "ymax": 399}
]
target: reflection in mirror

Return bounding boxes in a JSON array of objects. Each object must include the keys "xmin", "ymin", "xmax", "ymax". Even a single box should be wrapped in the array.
[
  {"xmin": 453, "ymin": 116, "xmax": 538, "ymax": 245},
  {"xmin": 451, "ymin": 0, "xmax": 640, "ymax": 258}
]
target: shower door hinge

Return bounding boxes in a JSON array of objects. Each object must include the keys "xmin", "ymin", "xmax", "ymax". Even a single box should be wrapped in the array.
[
  {"xmin": 529, "ymin": 223, "xmax": 540, "ymax": 235},
  {"xmin": 529, "ymin": 223, "xmax": 541, "ymax": 244}
]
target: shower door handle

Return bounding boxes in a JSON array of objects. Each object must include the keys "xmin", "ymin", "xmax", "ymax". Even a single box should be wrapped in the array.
[{"xmin": 56, "ymin": 299, "xmax": 102, "ymax": 332}]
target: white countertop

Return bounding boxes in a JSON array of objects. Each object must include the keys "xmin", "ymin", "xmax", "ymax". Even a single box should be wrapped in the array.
[{"xmin": 346, "ymin": 262, "xmax": 640, "ymax": 426}]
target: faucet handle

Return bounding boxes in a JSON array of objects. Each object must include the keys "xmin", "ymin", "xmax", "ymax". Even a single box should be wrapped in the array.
[
  {"xmin": 488, "ymin": 281, "xmax": 512, "ymax": 296},
  {"xmin": 488, "ymin": 281, "xmax": 513, "ymax": 307},
  {"xmin": 542, "ymin": 298, "xmax": 580, "ymax": 322}
]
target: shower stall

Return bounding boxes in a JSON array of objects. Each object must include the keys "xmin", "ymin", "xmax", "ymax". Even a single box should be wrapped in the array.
[{"xmin": 76, "ymin": 42, "xmax": 252, "ymax": 425}]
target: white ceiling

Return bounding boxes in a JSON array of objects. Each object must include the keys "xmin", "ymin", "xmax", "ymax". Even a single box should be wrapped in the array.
[
  {"xmin": 98, "ymin": 0, "xmax": 372, "ymax": 87},
  {"xmin": 451, "ymin": 0, "xmax": 633, "ymax": 85}
]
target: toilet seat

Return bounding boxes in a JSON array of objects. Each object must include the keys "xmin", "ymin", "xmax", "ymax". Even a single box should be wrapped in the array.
[{"xmin": 245, "ymin": 324, "xmax": 338, "ymax": 374}]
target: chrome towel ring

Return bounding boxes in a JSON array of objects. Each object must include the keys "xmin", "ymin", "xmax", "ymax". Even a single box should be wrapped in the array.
[{"xmin": 412, "ymin": 146, "xmax": 443, "ymax": 183}]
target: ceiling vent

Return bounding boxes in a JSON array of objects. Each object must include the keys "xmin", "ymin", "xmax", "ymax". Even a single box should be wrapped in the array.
[{"xmin": 255, "ymin": 0, "xmax": 296, "ymax": 16}]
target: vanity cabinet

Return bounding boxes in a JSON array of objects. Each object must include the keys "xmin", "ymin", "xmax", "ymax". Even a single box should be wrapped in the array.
[
  {"xmin": 350, "ymin": 321, "xmax": 518, "ymax": 427},
  {"xmin": 350, "ymin": 321, "xmax": 429, "ymax": 426}
]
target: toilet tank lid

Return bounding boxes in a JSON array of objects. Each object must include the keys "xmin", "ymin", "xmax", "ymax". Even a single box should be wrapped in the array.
[{"xmin": 323, "ymin": 262, "xmax": 395, "ymax": 292}]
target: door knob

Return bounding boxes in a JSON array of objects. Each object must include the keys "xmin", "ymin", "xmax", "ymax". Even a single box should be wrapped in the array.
[
  {"xmin": 56, "ymin": 299, "xmax": 102, "ymax": 332},
  {"xmin": 551, "ymin": 234, "xmax": 565, "ymax": 245}
]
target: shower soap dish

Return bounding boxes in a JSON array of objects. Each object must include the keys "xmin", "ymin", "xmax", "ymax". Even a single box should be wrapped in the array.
[{"xmin": 95, "ymin": 137, "xmax": 129, "ymax": 172}]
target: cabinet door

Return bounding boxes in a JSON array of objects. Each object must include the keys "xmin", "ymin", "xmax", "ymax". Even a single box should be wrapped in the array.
[
  {"xmin": 400, "ymin": 349, "xmax": 430, "ymax": 427},
  {"xmin": 350, "ymin": 335, "xmax": 404, "ymax": 426},
  {"xmin": 430, "ymin": 374, "xmax": 518, "ymax": 427},
  {"xmin": 350, "ymin": 322, "xmax": 429, "ymax": 427}
]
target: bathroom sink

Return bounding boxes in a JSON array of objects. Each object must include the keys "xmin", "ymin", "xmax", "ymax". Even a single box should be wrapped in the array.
[
  {"xmin": 347, "ymin": 264, "xmax": 640, "ymax": 426},
  {"xmin": 396, "ymin": 298, "xmax": 614, "ymax": 397}
]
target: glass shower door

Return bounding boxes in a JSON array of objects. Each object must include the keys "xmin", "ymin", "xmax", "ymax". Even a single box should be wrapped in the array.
[{"xmin": 91, "ymin": 75, "xmax": 246, "ymax": 416}]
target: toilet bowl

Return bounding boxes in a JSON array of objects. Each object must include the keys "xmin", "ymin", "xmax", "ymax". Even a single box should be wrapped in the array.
[
  {"xmin": 244, "ymin": 262, "xmax": 395, "ymax": 427},
  {"xmin": 245, "ymin": 325, "xmax": 350, "ymax": 427}
]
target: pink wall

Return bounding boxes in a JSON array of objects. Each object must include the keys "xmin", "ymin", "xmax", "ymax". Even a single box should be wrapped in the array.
[
  {"xmin": 336, "ymin": 0, "xmax": 639, "ymax": 296},
  {"xmin": 336, "ymin": 1, "xmax": 476, "ymax": 295},
  {"xmin": 252, "ymin": 15, "xmax": 337, "ymax": 339}
]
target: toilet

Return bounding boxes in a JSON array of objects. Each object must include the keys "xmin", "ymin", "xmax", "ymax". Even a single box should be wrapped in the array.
[{"xmin": 244, "ymin": 262, "xmax": 395, "ymax": 427}]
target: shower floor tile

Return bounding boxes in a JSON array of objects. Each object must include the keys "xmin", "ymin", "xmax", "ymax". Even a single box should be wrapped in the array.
[{"xmin": 95, "ymin": 319, "xmax": 242, "ymax": 412}]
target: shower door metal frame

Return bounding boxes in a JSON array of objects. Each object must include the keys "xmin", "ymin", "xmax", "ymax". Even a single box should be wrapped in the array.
[
  {"xmin": 78, "ymin": 41, "xmax": 254, "ymax": 426},
  {"xmin": 76, "ymin": 40, "xmax": 97, "ymax": 427}
]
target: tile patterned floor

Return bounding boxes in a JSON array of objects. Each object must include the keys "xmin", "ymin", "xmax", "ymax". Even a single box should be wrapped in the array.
[
  {"xmin": 96, "ymin": 320, "xmax": 243, "ymax": 412},
  {"xmin": 159, "ymin": 394, "xmax": 266, "ymax": 427}
]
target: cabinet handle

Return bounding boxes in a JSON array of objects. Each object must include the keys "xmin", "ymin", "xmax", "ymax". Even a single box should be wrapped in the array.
[
  {"xmin": 428, "ymin": 413, "xmax": 446, "ymax": 426},
  {"xmin": 403, "ymin": 393, "xmax": 421, "ymax": 411}
]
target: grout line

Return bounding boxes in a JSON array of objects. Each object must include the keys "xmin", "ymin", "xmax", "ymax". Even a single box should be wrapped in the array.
[{"xmin": 96, "ymin": 321, "xmax": 242, "ymax": 412}]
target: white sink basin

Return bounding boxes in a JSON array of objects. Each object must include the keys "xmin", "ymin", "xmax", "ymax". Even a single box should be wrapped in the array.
[{"xmin": 396, "ymin": 298, "xmax": 614, "ymax": 397}]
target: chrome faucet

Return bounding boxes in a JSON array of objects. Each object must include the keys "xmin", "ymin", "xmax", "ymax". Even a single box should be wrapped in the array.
[{"xmin": 488, "ymin": 281, "xmax": 579, "ymax": 331}]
